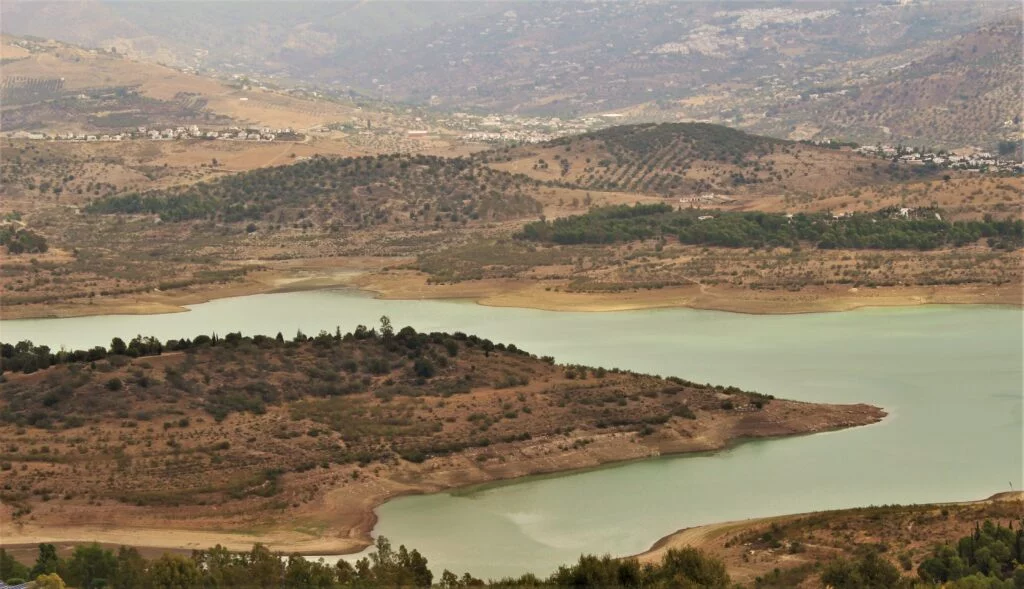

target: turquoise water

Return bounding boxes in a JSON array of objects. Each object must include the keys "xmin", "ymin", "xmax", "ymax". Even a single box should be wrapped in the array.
[{"xmin": 2, "ymin": 291, "xmax": 1021, "ymax": 579}]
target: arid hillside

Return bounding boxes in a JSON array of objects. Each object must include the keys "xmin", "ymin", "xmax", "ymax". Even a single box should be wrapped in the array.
[
  {"xmin": 747, "ymin": 175, "xmax": 1024, "ymax": 221},
  {"xmin": 0, "ymin": 36, "xmax": 375, "ymax": 132},
  {"xmin": 0, "ymin": 327, "xmax": 883, "ymax": 552},
  {"xmin": 755, "ymin": 18, "xmax": 1024, "ymax": 150},
  {"xmin": 485, "ymin": 123, "xmax": 935, "ymax": 200}
]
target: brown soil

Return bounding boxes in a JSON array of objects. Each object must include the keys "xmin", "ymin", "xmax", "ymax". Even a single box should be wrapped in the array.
[
  {"xmin": 3, "ymin": 257, "xmax": 1019, "ymax": 321},
  {"xmin": 356, "ymin": 270, "xmax": 1023, "ymax": 314}
]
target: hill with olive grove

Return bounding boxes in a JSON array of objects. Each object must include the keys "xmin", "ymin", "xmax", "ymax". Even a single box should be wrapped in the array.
[{"xmin": 484, "ymin": 123, "xmax": 936, "ymax": 199}]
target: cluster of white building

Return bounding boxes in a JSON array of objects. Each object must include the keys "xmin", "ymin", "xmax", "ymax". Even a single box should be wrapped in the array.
[
  {"xmin": 460, "ymin": 130, "xmax": 562, "ymax": 144},
  {"xmin": 443, "ymin": 112, "xmax": 602, "ymax": 144},
  {"xmin": 854, "ymin": 145, "xmax": 1021, "ymax": 172},
  {"xmin": 8, "ymin": 125, "xmax": 297, "ymax": 143}
]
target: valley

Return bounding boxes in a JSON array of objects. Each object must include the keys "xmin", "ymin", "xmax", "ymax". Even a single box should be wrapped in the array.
[
  {"xmin": 2, "ymin": 120, "xmax": 1021, "ymax": 320},
  {"xmin": 1, "ymin": 5, "xmax": 1022, "ymax": 587}
]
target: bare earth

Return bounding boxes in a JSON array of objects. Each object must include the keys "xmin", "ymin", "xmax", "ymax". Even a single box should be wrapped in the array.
[
  {"xmin": 2, "ymin": 260, "xmax": 1020, "ymax": 321},
  {"xmin": 356, "ymin": 270, "xmax": 1023, "ymax": 314}
]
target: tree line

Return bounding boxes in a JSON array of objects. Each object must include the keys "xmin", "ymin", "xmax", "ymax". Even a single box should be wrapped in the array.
[
  {"xmin": 2, "ymin": 519, "xmax": 1021, "ymax": 588},
  {"xmin": 0, "ymin": 321, "xmax": 525, "ymax": 377},
  {"xmin": 517, "ymin": 204, "xmax": 1023, "ymax": 250},
  {"xmin": 0, "ymin": 536, "xmax": 731, "ymax": 589}
]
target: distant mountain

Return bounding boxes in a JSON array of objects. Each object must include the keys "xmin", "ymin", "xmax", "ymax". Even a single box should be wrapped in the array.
[
  {"xmin": 2, "ymin": 2, "xmax": 1013, "ymax": 107},
  {"xmin": 3, "ymin": 1, "xmax": 1020, "ymax": 148},
  {"xmin": 0, "ymin": 34, "xmax": 384, "ymax": 133},
  {"xmin": 748, "ymin": 18, "xmax": 1024, "ymax": 149}
]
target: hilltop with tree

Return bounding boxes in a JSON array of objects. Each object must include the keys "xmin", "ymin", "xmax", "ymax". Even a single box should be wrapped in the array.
[{"xmin": 85, "ymin": 154, "xmax": 544, "ymax": 228}]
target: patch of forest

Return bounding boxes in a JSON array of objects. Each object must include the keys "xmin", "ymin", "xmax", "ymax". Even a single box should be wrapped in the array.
[
  {"xmin": 85, "ymin": 154, "xmax": 543, "ymax": 229},
  {"xmin": 517, "ymin": 204, "xmax": 1024, "ymax": 250}
]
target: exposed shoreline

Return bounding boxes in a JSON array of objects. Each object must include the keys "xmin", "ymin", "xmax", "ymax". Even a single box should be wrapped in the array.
[
  {"xmin": 1, "ymin": 262, "xmax": 1020, "ymax": 321},
  {"xmin": 0, "ymin": 400, "xmax": 885, "ymax": 558}
]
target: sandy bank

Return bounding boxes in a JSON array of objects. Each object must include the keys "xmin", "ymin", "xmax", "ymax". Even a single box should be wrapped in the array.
[
  {"xmin": 3, "ymin": 260, "xmax": 1019, "ymax": 321},
  {"xmin": 636, "ymin": 490, "xmax": 1024, "ymax": 564},
  {"xmin": 355, "ymin": 271, "xmax": 1023, "ymax": 314}
]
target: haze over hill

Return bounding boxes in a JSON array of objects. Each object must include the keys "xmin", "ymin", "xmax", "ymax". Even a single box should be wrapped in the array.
[{"xmin": 3, "ymin": 0, "xmax": 1021, "ymax": 149}]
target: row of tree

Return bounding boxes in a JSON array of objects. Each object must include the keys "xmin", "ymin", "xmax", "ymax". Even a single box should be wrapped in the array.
[
  {"xmin": 1, "ymin": 335, "xmax": 159, "ymax": 375},
  {"xmin": 0, "ymin": 317, "xmax": 525, "ymax": 376},
  {"xmin": 517, "ymin": 204, "xmax": 1024, "ymax": 250},
  {"xmin": 0, "ymin": 536, "xmax": 731, "ymax": 589}
]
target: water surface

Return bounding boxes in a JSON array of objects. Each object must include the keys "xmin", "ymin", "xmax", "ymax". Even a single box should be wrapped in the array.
[{"xmin": 2, "ymin": 291, "xmax": 1020, "ymax": 579}]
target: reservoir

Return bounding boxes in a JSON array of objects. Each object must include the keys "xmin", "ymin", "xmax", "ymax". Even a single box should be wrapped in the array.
[{"xmin": 1, "ymin": 290, "xmax": 1021, "ymax": 579}]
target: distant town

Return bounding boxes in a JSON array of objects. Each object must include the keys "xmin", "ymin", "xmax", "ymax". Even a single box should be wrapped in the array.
[
  {"xmin": 6, "ymin": 126, "xmax": 304, "ymax": 143},
  {"xmin": 852, "ymin": 144, "xmax": 1023, "ymax": 173}
]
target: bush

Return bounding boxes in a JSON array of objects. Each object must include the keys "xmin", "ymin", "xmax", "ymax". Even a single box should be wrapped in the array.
[{"xmin": 413, "ymin": 358, "xmax": 436, "ymax": 379}]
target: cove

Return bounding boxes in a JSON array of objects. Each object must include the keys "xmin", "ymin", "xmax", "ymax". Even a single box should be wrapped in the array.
[{"xmin": 1, "ymin": 291, "xmax": 1021, "ymax": 579}]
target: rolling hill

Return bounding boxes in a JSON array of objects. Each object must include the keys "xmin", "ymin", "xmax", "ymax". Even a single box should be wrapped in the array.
[
  {"xmin": 4, "ymin": 2, "xmax": 1020, "ymax": 149},
  {"xmin": 85, "ymin": 153, "xmax": 544, "ymax": 228},
  {"xmin": 4, "ymin": 1, "xmax": 1012, "ymax": 117},
  {"xmin": 0, "ymin": 34, "xmax": 382, "ymax": 133},
  {"xmin": 484, "ymin": 123, "xmax": 933, "ymax": 199}
]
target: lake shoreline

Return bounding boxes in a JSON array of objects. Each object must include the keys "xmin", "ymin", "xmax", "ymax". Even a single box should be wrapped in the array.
[
  {"xmin": 0, "ymin": 400, "xmax": 886, "ymax": 559},
  {"xmin": 1, "ymin": 264, "xmax": 1020, "ymax": 320},
  {"xmin": 635, "ymin": 490, "xmax": 1024, "ymax": 565},
  {"xmin": 630, "ymin": 491, "xmax": 1024, "ymax": 586}
]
